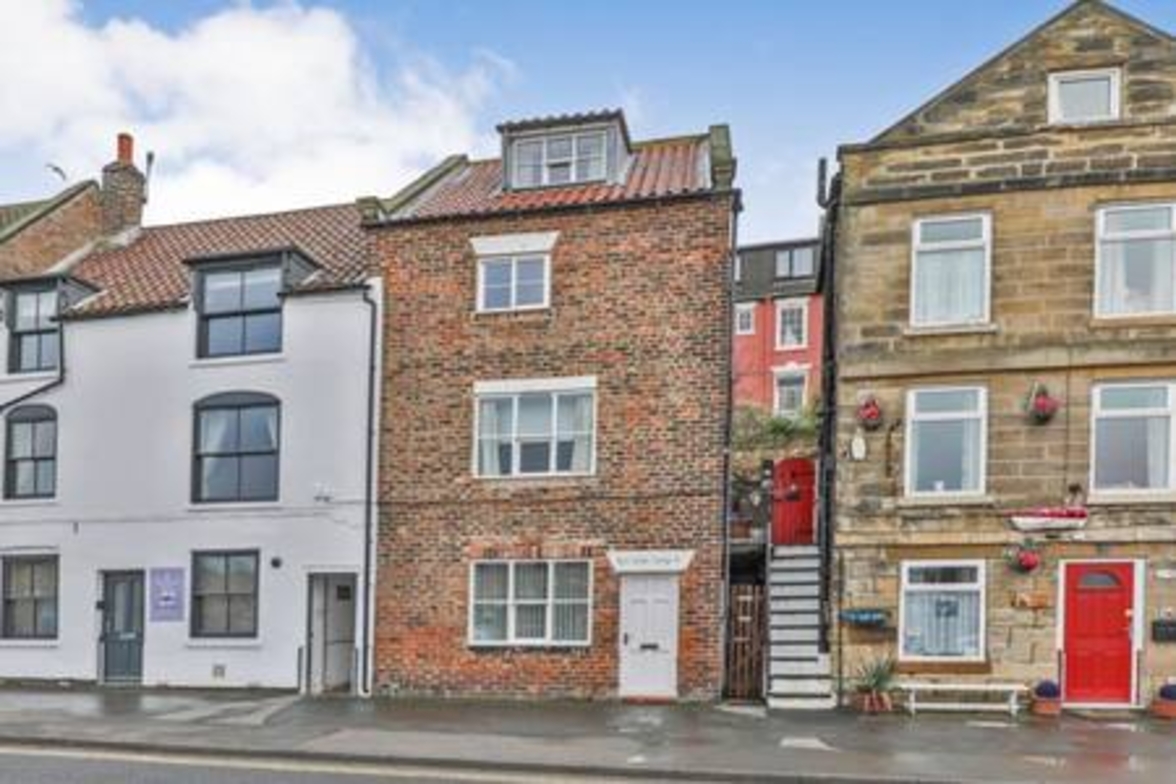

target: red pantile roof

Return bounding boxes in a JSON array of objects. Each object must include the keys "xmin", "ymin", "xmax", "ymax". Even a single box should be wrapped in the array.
[
  {"xmin": 386, "ymin": 135, "xmax": 712, "ymax": 222},
  {"xmin": 65, "ymin": 202, "xmax": 369, "ymax": 319}
]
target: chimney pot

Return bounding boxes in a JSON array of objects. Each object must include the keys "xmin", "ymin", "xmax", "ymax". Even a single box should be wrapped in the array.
[{"xmin": 117, "ymin": 133, "xmax": 134, "ymax": 165}]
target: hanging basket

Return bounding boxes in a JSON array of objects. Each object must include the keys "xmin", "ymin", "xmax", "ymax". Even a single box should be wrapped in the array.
[
  {"xmin": 1005, "ymin": 541, "xmax": 1043, "ymax": 574},
  {"xmin": 856, "ymin": 396, "xmax": 884, "ymax": 432},
  {"xmin": 1025, "ymin": 383, "xmax": 1060, "ymax": 425}
]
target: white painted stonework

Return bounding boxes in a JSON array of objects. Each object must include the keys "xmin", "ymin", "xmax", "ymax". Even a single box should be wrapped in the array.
[{"xmin": 0, "ymin": 281, "xmax": 381, "ymax": 691}]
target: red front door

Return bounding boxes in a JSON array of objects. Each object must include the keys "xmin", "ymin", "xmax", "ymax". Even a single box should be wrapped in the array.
[
  {"xmin": 771, "ymin": 458, "xmax": 815, "ymax": 546},
  {"xmin": 1063, "ymin": 562, "xmax": 1135, "ymax": 704}
]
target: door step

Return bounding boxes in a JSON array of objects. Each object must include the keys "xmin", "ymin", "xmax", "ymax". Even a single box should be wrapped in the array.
[{"xmin": 767, "ymin": 694, "xmax": 837, "ymax": 711}]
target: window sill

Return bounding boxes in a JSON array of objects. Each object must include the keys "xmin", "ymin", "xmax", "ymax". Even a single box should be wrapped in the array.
[
  {"xmin": 896, "ymin": 659, "xmax": 991, "ymax": 674},
  {"xmin": 903, "ymin": 323, "xmax": 998, "ymax": 337},
  {"xmin": 190, "ymin": 353, "xmax": 285, "ymax": 369},
  {"xmin": 186, "ymin": 638, "xmax": 263, "ymax": 650},
  {"xmin": 1087, "ymin": 493, "xmax": 1176, "ymax": 507},
  {"xmin": 187, "ymin": 502, "xmax": 283, "ymax": 513},
  {"xmin": 474, "ymin": 472, "xmax": 597, "ymax": 484},
  {"xmin": 1090, "ymin": 315, "xmax": 1176, "ymax": 329},
  {"xmin": 468, "ymin": 642, "xmax": 590, "ymax": 651},
  {"xmin": 0, "ymin": 371, "xmax": 58, "ymax": 385},
  {"xmin": 0, "ymin": 638, "xmax": 59, "ymax": 649},
  {"xmin": 471, "ymin": 309, "xmax": 552, "ymax": 323},
  {"xmin": 897, "ymin": 494, "xmax": 995, "ymax": 509},
  {"xmin": 0, "ymin": 498, "xmax": 58, "ymax": 508}
]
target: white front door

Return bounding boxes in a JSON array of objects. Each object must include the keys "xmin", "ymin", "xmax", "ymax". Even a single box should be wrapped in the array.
[
  {"xmin": 618, "ymin": 574, "xmax": 679, "ymax": 698},
  {"xmin": 308, "ymin": 573, "xmax": 356, "ymax": 694}
]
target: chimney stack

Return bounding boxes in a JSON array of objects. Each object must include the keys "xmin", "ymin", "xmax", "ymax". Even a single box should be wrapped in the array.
[{"xmin": 101, "ymin": 132, "xmax": 146, "ymax": 236}]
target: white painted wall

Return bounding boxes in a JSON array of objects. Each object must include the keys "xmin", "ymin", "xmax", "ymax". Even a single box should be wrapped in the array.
[{"xmin": 0, "ymin": 281, "xmax": 380, "ymax": 690}]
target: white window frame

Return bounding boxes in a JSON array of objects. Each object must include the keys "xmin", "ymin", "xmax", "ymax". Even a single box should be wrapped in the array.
[
  {"xmin": 898, "ymin": 559, "xmax": 987, "ymax": 664},
  {"xmin": 903, "ymin": 386, "xmax": 988, "ymax": 499},
  {"xmin": 910, "ymin": 213, "xmax": 992, "ymax": 329},
  {"xmin": 734, "ymin": 303, "xmax": 756, "ymax": 336},
  {"xmin": 1093, "ymin": 203, "xmax": 1176, "ymax": 318},
  {"xmin": 472, "ymin": 376, "xmax": 597, "ymax": 479},
  {"xmin": 775, "ymin": 298, "xmax": 808, "ymax": 349},
  {"xmin": 1048, "ymin": 68, "xmax": 1121, "ymax": 125},
  {"xmin": 772, "ymin": 368, "xmax": 808, "ymax": 418},
  {"xmin": 467, "ymin": 559, "xmax": 593, "ymax": 648},
  {"xmin": 511, "ymin": 130, "xmax": 608, "ymax": 188},
  {"xmin": 1089, "ymin": 381, "xmax": 1176, "ymax": 498},
  {"xmin": 476, "ymin": 254, "xmax": 551, "ymax": 313}
]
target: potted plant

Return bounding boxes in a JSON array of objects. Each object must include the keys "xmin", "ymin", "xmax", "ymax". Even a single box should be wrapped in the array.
[
  {"xmin": 1151, "ymin": 683, "xmax": 1176, "ymax": 719},
  {"xmin": 1031, "ymin": 679, "xmax": 1062, "ymax": 716},
  {"xmin": 1005, "ymin": 541, "xmax": 1043, "ymax": 574},
  {"xmin": 856, "ymin": 396, "xmax": 884, "ymax": 432},
  {"xmin": 854, "ymin": 656, "xmax": 896, "ymax": 714},
  {"xmin": 1025, "ymin": 383, "xmax": 1061, "ymax": 425}
]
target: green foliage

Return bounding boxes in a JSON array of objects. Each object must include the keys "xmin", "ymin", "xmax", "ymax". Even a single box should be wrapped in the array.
[
  {"xmin": 854, "ymin": 656, "xmax": 897, "ymax": 694},
  {"xmin": 731, "ymin": 405, "xmax": 818, "ymax": 452}
]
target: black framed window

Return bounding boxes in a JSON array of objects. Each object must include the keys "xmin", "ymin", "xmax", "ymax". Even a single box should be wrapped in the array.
[
  {"xmin": 197, "ymin": 263, "xmax": 282, "ymax": 358},
  {"xmin": 191, "ymin": 550, "xmax": 258, "ymax": 638},
  {"xmin": 8, "ymin": 286, "xmax": 59, "ymax": 373},
  {"xmin": 2, "ymin": 555, "xmax": 58, "ymax": 639},
  {"xmin": 193, "ymin": 392, "xmax": 279, "ymax": 503},
  {"xmin": 5, "ymin": 405, "xmax": 56, "ymax": 499}
]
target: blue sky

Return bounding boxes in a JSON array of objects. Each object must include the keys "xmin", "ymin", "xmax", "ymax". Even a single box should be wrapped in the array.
[{"xmin": 4, "ymin": 1, "xmax": 1176, "ymax": 242}]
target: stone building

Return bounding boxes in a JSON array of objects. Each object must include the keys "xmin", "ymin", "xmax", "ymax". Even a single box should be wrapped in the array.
[
  {"xmin": 832, "ymin": 0, "xmax": 1176, "ymax": 709},
  {"xmin": 361, "ymin": 110, "xmax": 738, "ymax": 700}
]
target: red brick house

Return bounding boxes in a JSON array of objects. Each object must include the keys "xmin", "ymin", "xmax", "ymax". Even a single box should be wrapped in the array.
[{"xmin": 360, "ymin": 110, "xmax": 738, "ymax": 700}]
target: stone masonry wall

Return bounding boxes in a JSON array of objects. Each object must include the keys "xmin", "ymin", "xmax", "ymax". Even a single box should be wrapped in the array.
[{"xmin": 371, "ymin": 195, "xmax": 733, "ymax": 699}]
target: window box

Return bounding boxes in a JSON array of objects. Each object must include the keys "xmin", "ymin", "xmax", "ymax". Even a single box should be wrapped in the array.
[
  {"xmin": 910, "ymin": 215, "xmax": 991, "ymax": 329},
  {"xmin": 899, "ymin": 560, "xmax": 986, "ymax": 663},
  {"xmin": 469, "ymin": 560, "xmax": 592, "ymax": 647}
]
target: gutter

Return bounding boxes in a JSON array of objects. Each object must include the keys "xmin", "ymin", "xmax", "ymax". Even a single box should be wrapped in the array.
[{"xmin": 359, "ymin": 284, "xmax": 380, "ymax": 697}]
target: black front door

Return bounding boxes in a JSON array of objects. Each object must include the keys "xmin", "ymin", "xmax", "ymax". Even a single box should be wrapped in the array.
[{"xmin": 102, "ymin": 572, "xmax": 144, "ymax": 683}]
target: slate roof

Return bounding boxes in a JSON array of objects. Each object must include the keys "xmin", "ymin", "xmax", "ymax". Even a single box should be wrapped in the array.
[
  {"xmin": 383, "ymin": 135, "xmax": 713, "ymax": 223},
  {"xmin": 63, "ymin": 202, "xmax": 370, "ymax": 319}
]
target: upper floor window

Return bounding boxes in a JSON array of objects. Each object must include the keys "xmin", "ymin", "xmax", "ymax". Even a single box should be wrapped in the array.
[
  {"xmin": 1049, "ymin": 68, "xmax": 1121, "ymax": 125},
  {"xmin": 8, "ymin": 285, "xmax": 59, "ymax": 373},
  {"xmin": 911, "ymin": 214, "xmax": 990, "ymax": 328},
  {"xmin": 2, "ymin": 555, "xmax": 58, "ymax": 639},
  {"xmin": 197, "ymin": 263, "xmax": 282, "ymax": 358},
  {"xmin": 734, "ymin": 303, "xmax": 755, "ymax": 336},
  {"xmin": 474, "ymin": 377, "xmax": 595, "ymax": 478},
  {"xmin": 905, "ymin": 387, "xmax": 986, "ymax": 497},
  {"xmin": 5, "ymin": 405, "xmax": 56, "ymax": 500},
  {"xmin": 775, "ymin": 246, "xmax": 815, "ymax": 279},
  {"xmin": 1092, "ymin": 382, "xmax": 1176, "ymax": 494},
  {"xmin": 774, "ymin": 371, "xmax": 807, "ymax": 418},
  {"xmin": 513, "ymin": 132, "xmax": 606, "ymax": 188},
  {"xmin": 776, "ymin": 299, "xmax": 807, "ymax": 349},
  {"xmin": 1096, "ymin": 204, "xmax": 1176, "ymax": 317},
  {"xmin": 478, "ymin": 255, "xmax": 549, "ymax": 312},
  {"xmin": 193, "ymin": 392, "xmax": 279, "ymax": 503}
]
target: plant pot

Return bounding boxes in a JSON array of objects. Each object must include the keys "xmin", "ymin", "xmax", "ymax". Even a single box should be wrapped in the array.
[
  {"xmin": 854, "ymin": 691, "xmax": 893, "ymax": 714},
  {"xmin": 1031, "ymin": 697, "xmax": 1062, "ymax": 717},
  {"xmin": 730, "ymin": 519, "xmax": 753, "ymax": 541},
  {"xmin": 1151, "ymin": 697, "xmax": 1176, "ymax": 719}
]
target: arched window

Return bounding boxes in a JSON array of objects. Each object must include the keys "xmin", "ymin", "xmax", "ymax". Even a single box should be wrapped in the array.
[
  {"xmin": 193, "ymin": 392, "xmax": 279, "ymax": 503},
  {"xmin": 5, "ymin": 405, "xmax": 56, "ymax": 499}
]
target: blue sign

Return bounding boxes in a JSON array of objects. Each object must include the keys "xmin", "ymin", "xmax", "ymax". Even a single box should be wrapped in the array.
[{"xmin": 149, "ymin": 568, "xmax": 185, "ymax": 622}]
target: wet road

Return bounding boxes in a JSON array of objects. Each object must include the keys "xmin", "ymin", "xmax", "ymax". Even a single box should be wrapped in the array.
[{"xmin": 0, "ymin": 746, "xmax": 654, "ymax": 784}]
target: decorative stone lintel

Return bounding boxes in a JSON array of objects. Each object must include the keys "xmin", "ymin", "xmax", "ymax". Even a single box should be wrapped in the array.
[{"xmin": 607, "ymin": 549, "xmax": 695, "ymax": 575}]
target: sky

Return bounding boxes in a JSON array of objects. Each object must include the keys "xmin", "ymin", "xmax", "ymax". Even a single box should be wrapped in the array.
[{"xmin": 2, "ymin": 1, "xmax": 1175, "ymax": 243}]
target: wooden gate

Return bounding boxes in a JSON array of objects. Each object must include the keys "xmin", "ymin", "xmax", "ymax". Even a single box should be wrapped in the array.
[{"xmin": 725, "ymin": 583, "xmax": 765, "ymax": 700}]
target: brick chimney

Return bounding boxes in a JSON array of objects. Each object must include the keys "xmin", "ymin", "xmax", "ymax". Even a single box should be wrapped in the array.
[{"xmin": 101, "ymin": 132, "xmax": 146, "ymax": 236}]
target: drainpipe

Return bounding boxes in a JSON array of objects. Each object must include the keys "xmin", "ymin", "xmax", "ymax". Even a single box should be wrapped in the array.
[
  {"xmin": 815, "ymin": 162, "xmax": 842, "ymax": 677},
  {"xmin": 0, "ymin": 282, "xmax": 68, "ymax": 413},
  {"xmin": 359, "ymin": 284, "xmax": 379, "ymax": 697},
  {"xmin": 721, "ymin": 191, "xmax": 741, "ymax": 699}
]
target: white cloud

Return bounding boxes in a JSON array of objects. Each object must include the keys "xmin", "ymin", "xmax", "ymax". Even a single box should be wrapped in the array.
[{"xmin": 0, "ymin": 0, "xmax": 510, "ymax": 223}]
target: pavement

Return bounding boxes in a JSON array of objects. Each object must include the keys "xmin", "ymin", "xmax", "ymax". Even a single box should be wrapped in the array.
[{"xmin": 0, "ymin": 686, "xmax": 1172, "ymax": 783}]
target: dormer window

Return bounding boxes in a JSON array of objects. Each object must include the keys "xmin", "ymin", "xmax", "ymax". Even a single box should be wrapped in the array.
[
  {"xmin": 513, "ymin": 132, "xmax": 606, "ymax": 188},
  {"xmin": 7, "ymin": 285, "xmax": 59, "ymax": 373},
  {"xmin": 192, "ymin": 250, "xmax": 317, "ymax": 359},
  {"xmin": 1049, "ymin": 68, "xmax": 1121, "ymax": 125}
]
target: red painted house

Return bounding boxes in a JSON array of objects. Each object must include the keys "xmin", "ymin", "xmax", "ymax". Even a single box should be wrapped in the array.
[{"xmin": 733, "ymin": 239, "xmax": 823, "ymax": 417}]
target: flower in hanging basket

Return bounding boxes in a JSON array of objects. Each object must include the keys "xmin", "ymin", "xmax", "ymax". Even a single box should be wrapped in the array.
[
  {"xmin": 1025, "ymin": 384, "xmax": 1061, "ymax": 425},
  {"xmin": 1005, "ymin": 541, "xmax": 1043, "ymax": 574},
  {"xmin": 857, "ymin": 396, "xmax": 884, "ymax": 431}
]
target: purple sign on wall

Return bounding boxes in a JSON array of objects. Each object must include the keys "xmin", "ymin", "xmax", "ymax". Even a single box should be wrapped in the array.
[{"xmin": 149, "ymin": 568, "xmax": 185, "ymax": 622}]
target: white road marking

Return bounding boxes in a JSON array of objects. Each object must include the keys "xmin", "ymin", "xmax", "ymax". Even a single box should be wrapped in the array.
[
  {"xmin": 0, "ymin": 743, "xmax": 640, "ymax": 782},
  {"xmin": 215, "ymin": 695, "xmax": 302, "ymax": 726},
  {"xmin": 778, "ymin": 736, "xmax": 833, "ymax": 751},
  {"xmin": 966, "ymin": 720, "xmax": 1014, "ymax": 729}
]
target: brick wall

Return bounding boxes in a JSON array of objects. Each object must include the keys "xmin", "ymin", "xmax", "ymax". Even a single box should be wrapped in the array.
[
  {"xmin": 0, "ymin": 187, "xmax": 102, "ymax": 279},
  {"xmin": 370, "ymin": 195, "xmax": 734, "ymax": 699}
]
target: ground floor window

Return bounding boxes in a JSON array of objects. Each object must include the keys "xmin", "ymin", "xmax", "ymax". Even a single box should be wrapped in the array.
[
  {"xmin": 774, "ymin": 371, "xmax": 807, "ymax": 418},
  {"xmin": 470, "ymin": 560, "xmax": 591, "ymax": 646},
  {"xmin": 1, "ymin": 555, "xmax": 58, "ymax": 639},
  {"xmin": 191, "ymin": 550, "xmax": 259, "ymax": 638},
  {"xmin": 899, "ymin": 560, "xmax": 985, "ymax": 661}
]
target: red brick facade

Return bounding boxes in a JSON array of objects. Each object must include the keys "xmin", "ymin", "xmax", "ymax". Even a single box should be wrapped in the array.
[
  {"xmin": 370, "ymin": 194, "xmax": 735, "ymax": 699},
  {"xmin": 732, "ymin": 293, "xmax": 823, "ymax": 412},
  {"xmin": 0, "ymin": 186, "xmax": 102, "ymax": 280}
]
